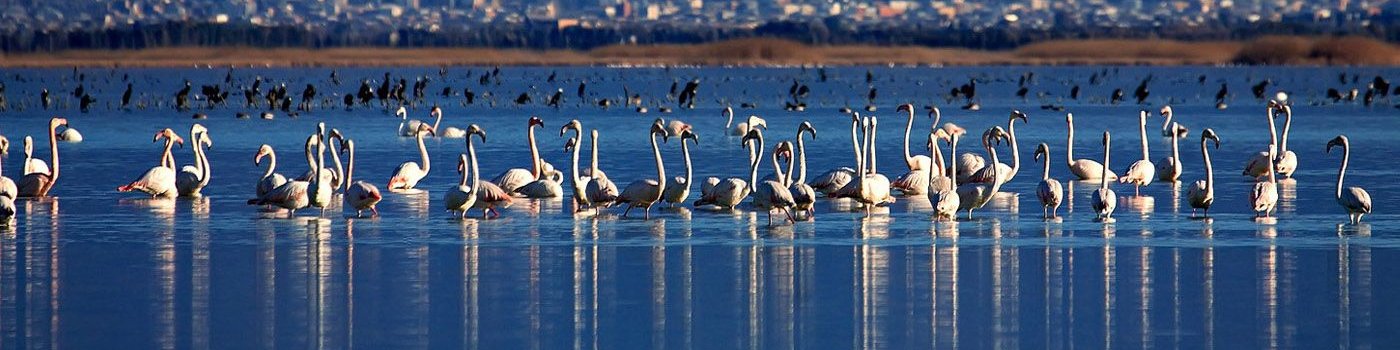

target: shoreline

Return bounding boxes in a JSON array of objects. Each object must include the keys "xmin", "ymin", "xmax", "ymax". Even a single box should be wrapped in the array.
[{"xmin": 1, "ymin": 37, "xmax": 1395, "ymax": 68}]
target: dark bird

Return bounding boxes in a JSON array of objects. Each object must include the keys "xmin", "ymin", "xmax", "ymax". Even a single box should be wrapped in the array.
[
  {"xmin": 377, "ymin": 73, "xmax": 391, "ymax": 106},
  {"xmin": 40, "ymin": 88, "xmax": 50, "ymax": 110},
  {"xmin": 463, "ymin": 88, "xmax": 475, "ymax": 104},
  {"xmin": 343, "ymin": 94, "xmax": 355, "ymax": 110},
  {"xmin": 330, "ymin": 69, "xmax": 340, "ymax": 86},
  {"xmin": 121, "ymin": 83, "xmax": 133, "ymax": 109},
  {"xmin": 1070, "ymin": 85, "xmax": 1080, "ymax": 100},
  {"xmin": 1251, "ymin": 79, "xmax": 1270, "ymax": 99},
  {"xmin": 1015, "ymin": 86, "xmax": 1029, "ymax": 100},
  {"xmin": 1373, "ymin": 76, "xmax": 1391, "ymax": 98},
  {"xmin": 176, "ymin": 81, "xmax": 192, "ymax": 111},
  {"xmin": 79, "ymin": 94, "xmax": 95, "ymax": 113},
  {"xmin": 357, "ymin": 81, "xmax": 374, "ymax": 104},
  {"xmin": 515, "ymin": 92, "xmax": 532, "ymax": 105},
  {"xmin": 547, "ymin": 71, "xmax": 556, "ymax": 83},
  {"xmin": 577, "ymin": 82, "xmax": 587, "ymax": 99},
  {"xmin": 678, "ymin": 79, "xmax": 700, "ymax": 109},
  {"xmin": 1133, "ymin": 79, "xmax": 1150, "ymax": 104},
  {"xmin": 1110, "ymin": 88, "xmax": 1124, "ymax": 105},
  {"xmin": 1214, "ymin": 83, "xmax": 1228, "ymax": 103},
  {"xmin": 958, "ymin": 79, "xmax": 977, "ymax": 100},
  {"xmin": 300, "ymin": 84, "xmax": 317, "ymax": 111},
  {"xmin": 72, "ymin": 84, "xmax": 84, "ymax": 98},
  {"xmin": 548, "ymin": 89, "xmax": 564, "ymax": 108},
  {"xmin": 1327, "ymin": 88, "xmax": 1343, "ymax": 102}
]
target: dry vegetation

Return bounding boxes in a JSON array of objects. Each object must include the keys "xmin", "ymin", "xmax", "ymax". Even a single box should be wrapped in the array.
[{"xmin": 1, "ymin": 36, "xmax": 1397, "ymax": 67}]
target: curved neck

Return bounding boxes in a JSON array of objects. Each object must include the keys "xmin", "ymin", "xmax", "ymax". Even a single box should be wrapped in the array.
[
  {"xmin": 197, "ymin": 135, "xmax": 210, "ymax": 186},
  {"xmin": 528, "ymin": 124, "xmax": 540, "ymax": 178},
  {"xmin": 569, "ymin": 136, "xmax": 581, "ymax": 186},
  {"xmin": 1336, "ymin": 144, "xmax": 1348, "ymax": 200},
  {"xmin": 1138, "ymin": 116, "xmax": 1149, "ymax": 161},
  {"xmin": 1008, "ymin": 121, "xmax": 1020, "ymax": 174},
  {"xmin": 304, "ymin": 141, "xmax": 316, "ymax": 172},
  {"xmin": 49, "ymin": 124, "xmax": 60, "ymax": 182},
  {"xmin": 590, "ymin": 132, "xmax": 601, "ymax": 176},
  {"xmin": 1042, "ymin": 152, "xmax": 1050, "ymax": 180},
  {"xmin": 795, "ymin": 133, "xmax": 808, "ymax": 183},
  {"xmin": 1266, "ymin": 146, "xmax": 1277, "ymax": 183},
  {"xmin": 724, "ymin": 109, "xmax": 733, "ymax": 129},
  {"xmin": 948, "ymin": 135, "xmax": 959, "ymax": 187},
  {"xmin": 1266, "ymin": 109, "xmax": 1278, "ymax": 153},
  {"xmin": 432, "ymin": 111, "xmax": 442, "ymax": 131},
  {"xmin": 1202, "ymin": 139, "xmax": 1213, "ymax": 193},
  {"xmin": 313, "ymin": 139, "xmax": 324, "ymax": 186},
  {"xmin": 328, "ymin": 136, "xmax": 344, "ymax": 186},
  {"xmin": 468, "ymin": 137, "xmax": 480, "ymax": 191},
  {"xmin": 868, "ymin": 121, "xmax": 878, "ymax": 174},
  {"xmin": 1280, "ymin": 111, "xmax": 1292, "ymax": 153},
  {"xmin": 1161, "ymin": 112, "xmax": 1172, "ymax": 133},
  {"xmin": 650, "ymin": 131, "xmax": 666, "ymax": 194},
  {"xmin": 681, "ymin": 138, "xmax": 693, "ymax": 185},
  {"xmin": 161, "ymin": 138, "xmax": 175, "ymax": 169},
  {"xmin": 903, "ymin": 108, "xmax": 915, "ymax": 168},
  {"xmin": 1170, "ymin": 127, "xmax": 1180, "ymax": 162},
  {"xmin": 850, "ymin": 118, "xmax": 862, "ymax": 169},
  {"xmin": 346, "ymin": 143, "xmax": 356, "ymax": 187},
  {"xmin": 771, "ymin": 147, "xmax": 785, "ymax": 184},
  {"xmin": 416, "ymin": 131, "xmax": 430, "ymax": 174},
  {"xmin": 264, "ymin": 150, "xmax": 277, "ymax": 179},
  {"xmin": 749, "ymin": 135, "xmax": 763, "ymax": 192},
  {"xmin": 784, "ymin": 146, "xmax": 795, "ymax": 186},
  {"xmin": 987, "ymin": 142, "xmax": 1003, "ymax": 194}
]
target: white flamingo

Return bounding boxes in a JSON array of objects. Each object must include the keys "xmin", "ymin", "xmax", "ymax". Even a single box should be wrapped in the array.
[
  {"xmin": 254, "ymin": 144, "xmax": 288, "ymax": 201},
  {"xmin": 561, "ymin": 120, "xmax": 591, "ymax": 211},
  {"xmin": 294, "ymin": 124, "xmax": 339, "ymax": 186},
  {"xmin": 176, "ymin": 124, "xmax": 212, "ymax": 197},
  {"xmin": 662, "ymin": 124, "xmax": 697, "ymax": 207},
  {"xmin": 927, "ymin": 128, "xmax": 959, "ymax": 221},
  {"xmin": 695, "ymin": 125, "xmax": 757, "ymax": 210},
  {"xmin": 584, "ymin": 130, "xmax": 618, "ymax": 212},
  {"xmin": 1326, "ymin": 135, "xmax": 1372, "ymax": 225},
  {"xmin": 387, "ymin": 123, "xmax": 435, "ymax": 190},
  {"xmin": 444, "ymin": 149, "xmax": 479, "ymax": 219},
  {"xmin": 1118, "ymin": 110, "xmax": 1156, "ymax": 195},
  {"xmin": 1065, "ymin": 113, "xmax": 1117, "ymax": 180},
  {"xmin": 56, "ymin": 124, "xmax": 82, "ymax": 142},
  {"xmin": 753, "ymin": 139, "xmax": 796, "ymax": 225},
  {"xmin": 1274, "ymin": 104, "xmax": 1298, "ymax": 178},
  {"xmin": 891, "ymin": 104, "xmax": 936, "ymax": 195},
  {"xmin": 1187, "ymin": 129, "xmax": 1220, "ymax": 217},
  {"xmin": 22, "ymin": 136, "xmax": 49, "ymax": 176},
  {"xmin": 308, "ymin": 133, "xmax": 333, "ymax": 216},
  {"xmin": 955, "ymin": 128, "xmax": 1006, "ymax": 218},
  {"xmin": 248, "ymin": 135, "xmax": 316, "ymax": 215},
  {"xmin": 1092, "ymin": 131, "xmax": 1117, "ymax": 223},
  {"xmin": 492, "ymin": 116, "xmax": 548, "ymax": 193},
  {"xmin": 810, "ymin": 112, "xmax": 862, "ymax": 195},
  {"xmin": 833, "ymin": 116, "xmax": 895, "ymax": 215},
  {"xmin": 1250, "ymin": 143, "xmax": 1279, "ymax": 218},
  {"xmin": 465, "ymin": 126, "xmax": 514, "ymax": 219},
  {"xmin": 432, "ymin": 107, "xmax": 468, "ymax": 138},
  {"xmin": 789, "ymin": 122, "xmax": 817, "ymax": 220},
  {"xmin": 513, "ymin": 120, "xmax": 567, "ymax": 198},
  {"xmin": 0, "ymin": 136, "xmax": 14, "ymax": 218},
  {"xmin": 118, "ymin": 128, "xmax": 182, "ymax": 198},
  {"xmin": 614, "ymin": 120, "xmax": 670, "ymax": 218},
  {"xmin": 968, "ymin": 111, "xmax": 1027, "ymax": 185},
  {"xmin": 1157, "ymin": 121, "xmax": 1185, "ymax": 182},
  {"xmin": 18, "ymin": 118, "xmax": 67, "ymax": 198},
  {"xmin": 1243, "ymin": 102, "xmax": 1282, "ymax": 178},
  {"xmin": 1159, "ymin": 106, "xmax": 1188, "ymax": 138},
  {"xmin": 397, "ymin": 106, "xmax": 442, "ymax": 137},
  {"xmin": 342, "ymin": 139, "xmax": 382, "ymax": 217},
  {"xmin": 1034, "ymin": 143, "xmax": 1063, "ymax": 219}
]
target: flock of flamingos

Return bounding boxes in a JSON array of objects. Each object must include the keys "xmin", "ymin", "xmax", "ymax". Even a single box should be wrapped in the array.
[{"xmin": 0, "ymin": 98, "xmax": 1370, "ymax": 226}]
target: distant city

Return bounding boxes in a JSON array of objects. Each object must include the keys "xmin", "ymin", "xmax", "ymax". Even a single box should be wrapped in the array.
[{"xmin": 2, "ymin": 0, "xmax": 1398, "ymax": 52}]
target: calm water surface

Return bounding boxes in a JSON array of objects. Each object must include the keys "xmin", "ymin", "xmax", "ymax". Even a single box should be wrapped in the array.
[{"xmin": 0, "ymin": 66, "xmax": 1397, "ymax": 348}]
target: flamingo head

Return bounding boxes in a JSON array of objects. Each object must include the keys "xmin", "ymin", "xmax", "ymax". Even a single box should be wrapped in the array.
[
  {"xmin": 564, "ymin": 137, "xmax": 577, "ymax": 153},
  {"xmin": 528, "ymin": 116, "xmax": 544, "ymax": 128},
  {"xmin": 896, "ymin": 103, "xmax": 913, "ymax": 113},
  {"xmin": 680, "ymin": 128, "xmax": 698, "ymax": 145},
  {"xmin": 1065, "ymin": 112, "xmax": 1074, "ymax": 124},
  {"xmin": 155, "ymin": 128, "xmax": 184, "ymax": 148},
  {"xmin": 926, "ymin": 105, "xmax": 941, "ymax": 120},
  {"xmin": 1326, "ymin": 135, "xmax": 1348, "ymax": 154},
  {"xmin": 776, "ymin": 141, "xmax": 793, "ymax": 160},
  {"xmin": 1138, "ymin": 110, "xmax": 1149, "ymax": 123},
  {"xmin": 797, "ymin": 121, "xmax": 814, "ymax": 139},
  {"xmin": 721, "ymin": 106, "xmax": 732, "ymax": 117},
  {"xmin": 1010, "ymin": 110, "xmax": 1028, "ymax": 124},
  {"xmin": 1102, "ymin": 131, "xmax": 1111, "ymax": 146},
  {"xmin": 431, "ymin": 106, "xmax": 442, "ymax": 117},
  {"xmin": 49, "ymin": 117, "xmax": 68, "ymax": 130},
  {"xmin": 328, "ymin": 128, "xmax": 343, "ymax": 143},
  {"xmin": 387, "ymin": 176, "xmax": 405, "ymax": 189},
  {"xmin": 457, "ymin": 154, "xmax": 468, "ymax": 174},
  {"xmin": 0, "ymin": 136, "xmax": 9, "ymax": 155},
  {"xmin": 365, "ymin": 190, "xmax": 382, "ymax": 202},
  {"xmin": 560, "ymin": 119, "xmax": 582, "ymax": 136},
  {"xmin": 416, "ymin": 124, "xmax": 436, "ymax": 137},
  {"xmin": 1202, "ymin": 129, "xmax": 1220, "ymax": 149},
  {"xmin": 650, "ymin": 120, "xmax": 670, "ymax": 143},
  {"xmin": 340, "ymin": 139, "xmax": 354, "ymax": 154},
  {"xmin": 395, "ymin": 106, "xmax": 407, "ymax": 119},
  {"xmin": 1034, "ymin": 142, "xmax": 1050, "ymax": 163},
  {"xmin": 467, "ymin": 124, "xmax": 486, "ymax": 142},
  {"xmin": 23, "ymin": 136, "xmax": 32, "ymax": 157},
  {"xmin": 254, "ymin": 144, "xmax": 273, "ymax": 164},
  {"xmin": 1159, "ymin": 105, "xmax": 1173, "ymax": 117}
]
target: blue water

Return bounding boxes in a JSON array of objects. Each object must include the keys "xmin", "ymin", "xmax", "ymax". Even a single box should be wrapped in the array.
[{"xmin": 0, "ymin": 66, "xmax": 1396, "ymax": 348}]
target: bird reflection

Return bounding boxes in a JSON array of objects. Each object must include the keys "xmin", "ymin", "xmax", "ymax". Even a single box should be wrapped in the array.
[
  {"xmin": 190, "ymin": 196, "xmax": 211, "ymax": 349},
  {"xmin": 931, "ymin": 244, "xmax": 959, "ymax": 349},
  {"xmin": 1122, "ymin": 195, "xmax": 1154, "ymax": 220},
  {"xmin": 989, "ymin": 192, "xmax": 1019, "ymax": 214},
  {"xmin": 857, "ymin": 215, "xmax": 891, "ymax": 239},
  {"xmin": 1277, "ymin": 178, "xmax": 1297, "ymax": 214}
]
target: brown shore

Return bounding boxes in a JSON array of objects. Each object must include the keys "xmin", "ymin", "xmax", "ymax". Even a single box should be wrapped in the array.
[{"xmin": 1, "ymin": 36, "xmax": 1396, "ymax": 68}]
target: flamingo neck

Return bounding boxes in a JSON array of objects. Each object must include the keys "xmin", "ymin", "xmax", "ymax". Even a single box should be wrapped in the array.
[
  {"xmin": 1008, "ymin": 120, "xmax": 1020, "ymax": 175},
  {"xmin": 346, "ymin": 143, "xmax": 356, "ymax": 187},
  {"xmin": 850, "ymin": 118, "xmax": 862, "ymax": 170},
  {"xmin": 1042, "ymin": 151, "xmax": 1050, "ymax": 181},
  {"xmin": 328, "ymin": 135, "xmax": 344, "ymax": 186},
  {"xmin": 795, "ymin": 133, "xmax": 808, "ymax": 184},
  {"xmin": 1202, "ymin": 139, "xmax": 1213, "ymax": 194},
  {"xmin": 987, "ymin": 142, "xmax": 1003, "ymax": 194},
  {"xmin": 528, "ymin": 124, "xmax": 540, "ymax": 179},
  {"xmin": 784, "ymin": 145, "xmax": 795, "ymax": 186},
  {"xmin": 681, "ymin": 138, "xmax": 693, "ymax": 186},
  {"xmin": 948, "ymin": 135, "xmax": 959, "ymax": 188},
  {"xmin": 868, "ymin": 120, "xmax": 878, "ymax": 175},
  {"xmin": 264, "ymin": 150, "xmax": 277, "ymax": 179},
  {"xmin": 724, "ymin": 109, "xmax": 733, "ymax": 129},
  {"xmin": 1280, "ymin": 110, "xmax": 1291, "ymax": 153},
  {"xmin": 1100, "ymin": 136, "xmax": 1111, "ymax": 190},
  {"xmin": 1065, "ymin": 119, "xmax": 1075, "ymax": 166},
  {"xmin": 748, "ymin": 133, "xmax": 762, "ymax": 192},
  {"xmin": 48, "ymin": 124, "xmax": 56, "ymax": 185},
  {"xmin": 590, "ymin": 132, "xmax": 600, "ymax": 177},
  {"xmin": 569, "ymin": 135, "xmax": 581, "ymax": 195},
  {"xmin": 770, "ymin": 146, "xmax": 785, "ymax": 184},
  {"xmin": 432, "ymin": 111, "xmax": 442, "ymax": 131},
  {"xmin": 197, "ymin": 135, "xmax": 210, "ymax": 186},
  {"xmin": 903, "ymin": 108, "xmax": 914, "ymax": 168},
  {"xmin": 1161, "ymin": 112, "xmax": 1172, "ymax": 133},
  {"xmin": 1170, "ymin": 126, "xmax": 1180, "ymax": 163},
  {"xmin": 313, "ymin": 138, "xmax": 324, "ymax": 187},
  {"xmin": 1336, "ymin": 143, "xmax": 1348, "ymax": 200},
  {"xmin": 461, "ymin": 154, "xmax": 470, "ymax": 187},
  {"xmin": 416, "ymin": 130, "xmax": 430, "ymax": 175},
  {"xmin": 468, "ymin": 136, "xmax": 480, "ymax": 192},
  {"xmin": 650, "ymin": 130, "xmax": 666, "ymax": 196},
  {"xmin": 1266, "ymin": 109, "xmax": 1278, "ymax": 155},
  {"xmin": 1266, "ymin": 145, "xmax": 1277, "ymax": 183},
  {"xmin": 1138, "ymin": 116, "xmax": 1149, "ymax": 161}
]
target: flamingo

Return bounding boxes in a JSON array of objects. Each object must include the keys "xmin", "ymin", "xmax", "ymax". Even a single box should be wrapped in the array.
[
  {"xmin": 248, "ymin": 135, "xmax": 316, "ymax": 215},
  {"xmin": 433, "ymin": 107, "xmax": 468, "ymax": 138},
  {"xmin": 56, "ymin": 124, "xmax": 82, "ymax": 142},
  {"xmin": 723, "ymin": 106, "xmax": 765, "ymax": 136},
  {"xmin": 614, "ymin": 119, "xmax": 670, "ymax": 218},
  {"xmin": 0, "ymin": 137, "xmax": 14, "ymax": 218},
  {"xmin": 789, "ymin": 122, "xmax": 817, "ymax": 220},
  {"xmin": 308, "ymin": 134, "xmax": 333, "ymax": 216},
  {"xmin": 176, "ymin": 124, "xmax": 212, "ymax": 197},
  {"xmin": 1158, "ymin": 106, "xmax": 1188, "ymax": 138},
  {"xmin": 396, "ymin": 106, "xmax": 441, "ymax": 137},
  {"xmin": 1243, "ymin": 102, "xmax": 1282, "ymax": 178},
  {"xmin": 513, "ymin": 119, "xmax": 567, "ymax": 197},
  {"xmin": 387, "ymin": 123, "xmax": 435, "ymax": 190},
  {"xmin": 1157, "ymin": 122, "xmax": 1186, "ymax": 182},
  {"xmin": 584, "ymin": 130, "xmax": 618, "ymax": 211},
  {"xmin": 968, "ymin": 111, "xmax": 1027, "ymax": 185},
  {"xmin": 323, "ymin": 128, "xmax": 345, "ymax": 190},
  {"xmin": 666, "ymin": 119, "xmax": 689, "ymax": 138},
  {"xmin": 833, "ymin": 116, "xmax": 895, "ymax": 215},
  {"xmin": 464, "ymin": 126, "xmax": 513, "ymax": 219},
  {"xmin": 342, "ymin": 139, "xmax": 382, "ymax": 217},
  {"xmin": 928, "ymin": 128, "xmax": 959, "ymax": 221},
  {"xmin": 752, "ymin": 140, "xmax": 796, "ymax": 225},
  {"xmin": 1118, "ymin": 110, "xmax": 1156, "ymax": 195},
  {"xmin": 662, "ymin": 124, "xmax": 697, "ymax": 207},
  {"xmin": 118, "ymin": 128, "xmax": 182, "ymax": 198},
  {"xmin": 17, "ymin": 117, "xmax": 66, "ymax": 198},
  {"xmin": 294, "ymin": 124, "xmax": 340, "ymax": 186},
  {"xmin": 810, "ymin": 112, "xmax": 862, "ymax": 195},
  {"xmin": 22, "ymin": 136, "xmax": 49, "ymax": 176},
  {"xmin": 1065, "ymin": 113, "xmax": 1117, "ymax": 180},
  {"xmin": 1187, "ymin": 129, "xmax": 1221, "ymax": 217},
  {"xmin": 492, "ymin": 116, "xmax": 547, "ymax": 193},
  {"xmin": 1250, "ymin": 143, "xmax": 1280, "ymax": 218},
  {"xmin": 1326, "ymin": 135, "xmax": 1371, "ymax": 225},
  {"xmin": 1092, "ymin": 131, "xmax": 1117, "ymax": 223},
  {"xmin": 1274, "ymin": 104, "xmax": 1298, "ymax": 178},
  {"xmin": 694, "ymin": 126, "xmax": 756, "ymax": 210},
  {"xmin": 1034, "ymin": 143, "xmax": 1063, "ymax": 219},
  {"xmin": 561, "ymin": 120, "xmax": 591, "ymax": 211},
  {"xmin": 254, "ymin": 144, "xmax": 288, "ymax": 201},
  {"xmin": 955, "ymin": 128, "xmax": 1007, "ymax": 218},
  {"xmin": 444, "ymin": 152, "xmax": 478, "ymax": 218},
  {"xmin": 891, "ymin": 104, "xmax": 935, "ymax": 195}
]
